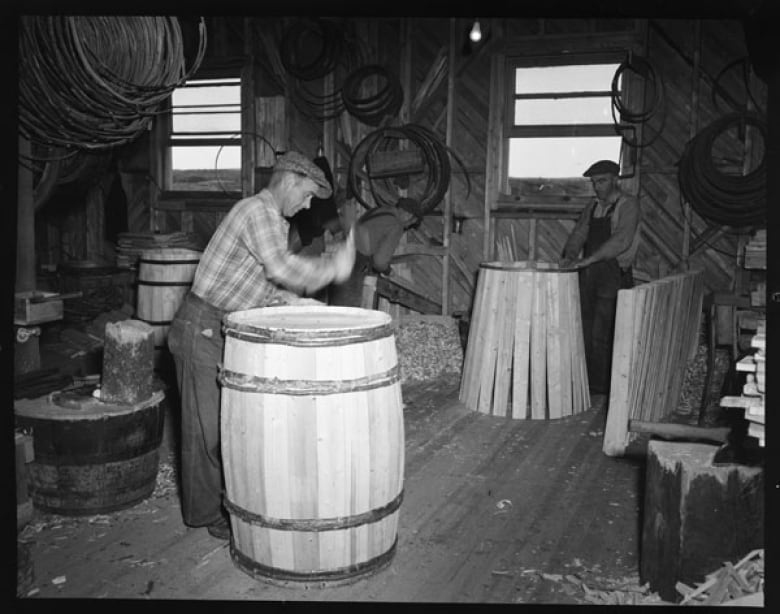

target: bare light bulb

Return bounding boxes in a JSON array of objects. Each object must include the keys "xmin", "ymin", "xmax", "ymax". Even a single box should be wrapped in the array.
[{"xmin": 469, "ymin": 20, "xmax": 482, "ymax": 43}]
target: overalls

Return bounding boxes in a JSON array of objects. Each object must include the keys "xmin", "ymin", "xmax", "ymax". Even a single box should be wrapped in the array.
[{"xmin": 578, "ymin": 200, "xmax": 632, "ymax": 394}]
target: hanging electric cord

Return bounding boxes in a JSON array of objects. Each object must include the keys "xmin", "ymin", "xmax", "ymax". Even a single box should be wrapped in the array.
[
  {"xmin": 19, "ymin": 16, "xmax": 206, "ymax": 154},
  {"xmin": 678, "ymin": 112, "xmax": 766, "ymax": 227},
  {"xmin": 611, "ymin": 54, "xmax": 666, "ymax": 149},
  {"xmin": 347, "ymin": 124, "xmax": 471, "ymax": 215},
  {"xmin": 341, "ymin": 65, "xmax": 404, "ymax": 127},
  {"xmin": 711, "ymin": 57, "xmax": 765, "ymax": 116}
]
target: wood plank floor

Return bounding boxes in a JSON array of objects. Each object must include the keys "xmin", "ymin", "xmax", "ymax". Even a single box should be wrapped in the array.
[{"xmin": 17, "ymin": 375, "xmax": 648, "ymax": 603}]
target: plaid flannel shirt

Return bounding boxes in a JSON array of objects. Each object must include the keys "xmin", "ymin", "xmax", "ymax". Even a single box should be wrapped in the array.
[{"xmin": 191, "ymin": 190, "xmax": 337, "ymax": 311}]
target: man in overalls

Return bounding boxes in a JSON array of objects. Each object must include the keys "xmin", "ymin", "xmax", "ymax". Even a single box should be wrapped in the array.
[{"xmin": 560, "ymin": 160, "xmax": 640, "ymax": 396}]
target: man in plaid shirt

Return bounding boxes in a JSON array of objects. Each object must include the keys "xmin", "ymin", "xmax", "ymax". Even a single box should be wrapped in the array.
[{"xmin": 167, "ymin": 151, "xmax": 355, "ymax": 540}]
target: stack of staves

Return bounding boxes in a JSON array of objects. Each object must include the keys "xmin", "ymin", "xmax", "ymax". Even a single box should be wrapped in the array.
[
  {"xmin": 720, "ymin": 320, "xmax": 765, "ymax": 447},
  {"xmin": 459, "ymin": 261, "xmax": 590, "ymax": 420},
  {"xmin": 602, "ymin": 270, "xmax": 705, "ymax": 456},
  {"xmin": 743, "ymin": 229, "xmax": 766, "ymax": 270},
  {"xmin": 116, "ymin": 232, "xmax": 202, "ymax": 268}
]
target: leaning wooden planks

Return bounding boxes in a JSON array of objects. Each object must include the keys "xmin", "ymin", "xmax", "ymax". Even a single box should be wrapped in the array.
[
  {"xmin": 602, "ymin": 270, "xmax": 704, "ymax": 456},
  {"xmin": 459, "ymin": 261, "xmax": 589, "ymax": 420}
]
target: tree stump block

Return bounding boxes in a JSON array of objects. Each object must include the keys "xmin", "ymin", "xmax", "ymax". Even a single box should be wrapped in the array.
[
  {"xmin": 101, "ymin": 319, "xmax": 155, "ymax": 404},
  {"xmin": 640, "ymin": 440, "xmax": 764, "ymax": 602}
]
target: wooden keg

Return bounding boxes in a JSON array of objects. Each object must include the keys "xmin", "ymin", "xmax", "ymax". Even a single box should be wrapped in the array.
[
  {"xmin": 14, "ymin": 388, "xmax": 165, "ymax": 515},
  {"xmin": 219, "ymin": 305, "xmax": 405, "ymax": 584},
  {"xmin": 459, "ymin": 261, "xmax": 590, "ymax": 419},
  {"xmin": 136, "ymin": 248, "xmax": 201, "ymax": 367}
]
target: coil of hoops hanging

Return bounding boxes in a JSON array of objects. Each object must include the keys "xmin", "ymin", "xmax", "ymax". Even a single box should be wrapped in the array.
[
  {"xmin": 341, "ymin": 65, "xmax": 404, "ymax": 127},
  {"xmin": 18, "ymin": 16, "xmax": 206, "ymax": 154},
  {"xmin": 347, "ymin": 124, "xmax": 470, "ymax": 215},
  {"xmin": 279, "ymin": 18, "xmax": 365, "ymax": 122},
  {"xmin": 678, "ymin": 112, "xmax": 766, "ymax": 227},
  {"xmin": 611, "ymin": 54, "xmax": 666, "ymax": 148}
]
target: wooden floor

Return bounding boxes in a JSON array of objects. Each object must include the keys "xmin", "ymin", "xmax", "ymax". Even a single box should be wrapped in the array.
[{"xmin": 17, "ymin": 374, "xmax": 649, "ymax": 603}]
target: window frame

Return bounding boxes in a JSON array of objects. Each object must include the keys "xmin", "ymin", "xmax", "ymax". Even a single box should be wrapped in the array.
[
  {"xmin": 503, "ymin": 51, "xmax": 625, "ymax": 183},
  {"xmin": 154, "ymin": 59, "xmax": 246, "ymax": 201}
]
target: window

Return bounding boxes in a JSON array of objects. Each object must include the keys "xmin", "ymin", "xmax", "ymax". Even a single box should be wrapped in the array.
[
  {"xmin": 166, "ymin": 76, "xmax": 242, "ymax": 193},
  {"xmin": 506, "ymin": 56, "xmax": 622, "ymax": 180}
]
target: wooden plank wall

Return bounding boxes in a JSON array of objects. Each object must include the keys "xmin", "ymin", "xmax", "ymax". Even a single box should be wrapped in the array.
[{"xmin": 30, "ymin": 17, "xmax": 765, "ymax": 318}]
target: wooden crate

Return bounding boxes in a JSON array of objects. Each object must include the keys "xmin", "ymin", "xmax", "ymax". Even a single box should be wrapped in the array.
[{"xmin": 14, "ymin": 291, "xmax": 64, "ymax": 325}]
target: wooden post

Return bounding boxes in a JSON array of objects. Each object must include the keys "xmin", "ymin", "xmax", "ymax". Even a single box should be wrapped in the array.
[
  {"xmin": 441, "ymin": 18, "xmax": 456, "ymax": 316},
  {"xmin": 484, "ymin": 22, "xmax": 505, "ymax": 262},
  {"xmin": 17, "ymin": 136, "xmax": 36, "ymax": 293},
  {"xmin": 242, "ymin": 18, "xmax": 256, "ymax": 197},
  {"xmin": 681, "ymin": 20, "xmax": 701, "ymax": 269}
]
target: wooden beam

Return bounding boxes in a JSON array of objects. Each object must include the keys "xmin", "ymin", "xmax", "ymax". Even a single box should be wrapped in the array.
[
  {"xmin": 441, "ymin": 17, "xmax": 456, "ymax": 315},
  {"xmin": 376, "ymin": 275, "xmax": 441, "ymax": 315},
  {"xmin": 681, "ymin": 20, "xmax": 702, "ymax": 269},
  {"xmin": 17, "ymin": 136, "xmax": 36, "ymax": 293},
  {"xmin": 484, "ymin": 29, "xmax": 505, "ymax": 262}
]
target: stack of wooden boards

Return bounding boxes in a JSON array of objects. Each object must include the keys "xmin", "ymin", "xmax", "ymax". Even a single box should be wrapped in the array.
[
  {"xmin": 720, "ymin": 320, "xmax": 765, "ymax": 447},
  {"xmin": 115, "ymin": 231, "xmax": 202, "ymax": 268},
  {"xmin": 603, "ymin": 270, "xmax": 705, "ymax": 456},
  {"xmin": 459, "ymin": 261, "xmax": 589, "ymax": 420}
]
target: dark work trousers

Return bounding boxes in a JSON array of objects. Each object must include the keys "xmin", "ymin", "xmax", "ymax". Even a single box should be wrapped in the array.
[
  {"xmin": 578, "ymin": 209, "xmax": 631, "ymax": 395},
  {"xmin": 329, "ymin": 252, "xmax": 371, "ymax": 307},
  {"xmin": 167, "ymin": 292, "xmax": 227, "ymax": 527}
]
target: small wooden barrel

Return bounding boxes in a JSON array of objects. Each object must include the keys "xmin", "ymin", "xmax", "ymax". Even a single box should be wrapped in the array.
[
  {"xmin": 14, "ymin": 389, "xmax": 165, "ymax": 515},
  {"xmin": 136, "ymin": 248, "xmax": 201, "ymax": 367},
  {"xmin": 219, "ymin": 306, "xmax": 405, "ymax": 584},
  {"xmin": 459, "ymin": 261, "xmax": 590, "ymax": 419}
]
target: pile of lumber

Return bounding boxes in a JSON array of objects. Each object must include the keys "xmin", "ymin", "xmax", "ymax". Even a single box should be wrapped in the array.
[
  {"xmin": 116, "ymin": 232, "xmax": 202, "ymax": 268},
  {"xmin": 676, "ymin": 549, "xmax": 763, "ymax": 606},
  {"xmin": 720, "ymin": 320, "xmax": 765, "ymax": 447},
  {"xmin": 603, "ymin": 270, "xmax": 705, "ymax": 456},
  {"xmin": 743, "ymin": 229, "xmax": 766, "ymax": 270}
]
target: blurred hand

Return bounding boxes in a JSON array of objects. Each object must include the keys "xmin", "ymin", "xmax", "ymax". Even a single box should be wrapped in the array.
[{"xmin": 332, "ymin": 228, "xmax": 356, "ymax": 283}]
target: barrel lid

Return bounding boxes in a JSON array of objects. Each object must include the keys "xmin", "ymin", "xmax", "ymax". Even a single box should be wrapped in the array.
[{"xmin": 15, "ymin": 389, "xmax": 164, "ymax": 421}]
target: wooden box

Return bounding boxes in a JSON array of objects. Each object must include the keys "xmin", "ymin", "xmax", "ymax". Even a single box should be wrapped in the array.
[{"xmin": 14, "ymin": 291, "xmax": 63, "ymax": 325}]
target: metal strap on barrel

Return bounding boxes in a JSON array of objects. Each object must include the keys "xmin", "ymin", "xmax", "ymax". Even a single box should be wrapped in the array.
[
  {"xmin": 223, "ymin": 489, "xmax": 403, "ymax": 532},
  {"xmin": 222, "ymin": 321, "xmax": 395, "ymax": 347},
  {"xmin": 136, "ymin": 280, "xmax": 194, "ymax": 287},
  {"xmin": 138, "ymin": 258, "xmax": 201, "ymax": 265},
  {"xmin": 135, "ymin": 317, "xmax": 173, "ymax": 327},
  {"xmin": 230, "ymin": 537, "xmax": 397, "ymax": 583},
  {"xmin": 218, "ymin": 364, "xmax": 400, "ymax": 395}
]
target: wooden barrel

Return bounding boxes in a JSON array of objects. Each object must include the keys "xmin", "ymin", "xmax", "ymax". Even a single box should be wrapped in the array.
[
  {"xmin": 136, "ymin": 248, "xmax": 201, "ymax": 367},
  {"xmin": 219, "ymin": 305, "xmax": 405, "ymax": 584},
  {"xmin": 14, "ymin": 389, "xmax": 165, "ymax": 515},
  {"xmin": 459, "ymin": 261, "xmax": 590, "ymax": 420}
]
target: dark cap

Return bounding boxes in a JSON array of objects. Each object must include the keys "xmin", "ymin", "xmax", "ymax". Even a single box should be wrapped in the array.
[
  {"xmin": 583, "ymin": 160, "xmax": 620, "ymax": 177},
  {"xmin": 274, "ymin": 151, "xmax": 333, "ymax": 199}
]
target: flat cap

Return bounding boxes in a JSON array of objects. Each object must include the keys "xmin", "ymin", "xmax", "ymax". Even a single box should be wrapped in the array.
[
  {"xmin": 274, "ymin": 151, "xmax": 333, "ymax": 199},
  {"xmin": 583, "ymin": 160, "xmax": 620, "ymax": 177}
]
